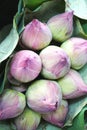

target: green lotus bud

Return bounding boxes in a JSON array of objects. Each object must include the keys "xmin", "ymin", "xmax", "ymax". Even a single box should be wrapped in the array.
[
  {"xmin": 42, "ymin": 99, "xmax": 68, "ymax": 127},
  {"xmin": 21, "ymin": 19, "xmax": 52, "ymax": 50},
  {"xmin": 61, "ymin": 37, "xmax": 87, "ymax": 70},
  {"xmin": 14, "ymin": 107, "xmax": 41, "ymax": 130},
  {"xmin": 10, "ymin": 50, "xmax": 42, "ymax": 83},
  {"xmin": 40, "ymin": 45, "xmax": 71, "ymax": 79},
  {"xmin": 57, "ymin": 69, "xmax": 87, "ymax": 99},
  {"xmin": 47, "ymin": 11, "xmax": 73, "ymax": 42},
  {"xmin": 26, "ymin": 80, "xmax": 62, "ymax": 113},
  {"xmin": 0, "ymin": 89, "xmax": 26, "ymax": 120}
]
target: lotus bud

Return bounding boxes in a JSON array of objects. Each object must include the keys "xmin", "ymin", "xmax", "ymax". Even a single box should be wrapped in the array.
[
  {"xmin": 26, "ymin": 80, "xmax": 62, "ymax": 113},
  {"xmin": 21, "ymin": 19, "xmax": 52, "ymax": 50},
  {"xmin": 14, "ymin": 107, "xmax": 41, "ymax": 130},
  {"xmin": 10, "ymin": 50, "xmax": 42, "ymax": 83},
  {"xmin": 0, "ymin": 89, "xmax": 26, "ymax": 120},
  {"xmin": 57, "ymin": 69, "xmax": 87, "ymax": 99},
  {"xmin": 47, "ymin": 11, "xmax": 73, "ymax": 42},
  {"xmin": 40, "ymin": 45, "xmax": 71, "ymax": 79},
  {"xmin": 42, "ymin": 99, "xmax": 68, "ymax": 127},
  {"xmin": 61, "ymin": 37, "xmax": 87, "ymax": 70}
]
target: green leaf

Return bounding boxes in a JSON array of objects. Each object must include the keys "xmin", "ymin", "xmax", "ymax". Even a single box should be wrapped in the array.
[
  {"xmin": 13, "ymin": 0, "xmax": 24, "ymax": 34},
  {"xmin": 0, "ymin": 121, "xmax": 11, "ymax": 130},
  {"xmin": 24, "ymin": 0, "xmax": 65, "ymax": 24},
  {"xmin": 78, "ymin": 64, "xmax": 87, "ymax": 85},
  {"xmin": 13, "ymin": 12, "xmax": 24, "ymax": 34},
  {"xmin": 0, "ymin": 24, "xmax": 12, "ymax": 43},
  {"xmin": 0, "ymin": 57, "xmax": 11, "ymax": 94},
  {"xmin": 23, "ymin": 0, "xmax": 53, "ymax": 10},
  {"xmin": 0, "ymin": 121, "xmax": 16, "ymax": 130},
  {"xmin": 73, "ymin": 18, "xmax": 87, "ymax": 39},
  {"xmin": 65, "ymin": 0, "xmax": 87, "ymax": 20},
  {"xmin": 45, "ymin": 124, "xmax": 62, "ymax": 130},
  {"xmin": 64, "ymin": 96, "xmax": 87, "ymax": 127},
  {"xmin": 10, "ymin": 122, "xmax": 16, "ymax": 130},
  {"xmin": 0, "ymin": 28, "xmax": 19, "ymax": 63},
  {"xmin": 18, "ymin": 0, "xmax": 24, "ymax": 13},
  {"xmin": 37, "ymin": 121, "xmax": 62, "ymax": 130},
  {"xmin": 65, "ymin": 106, "xmax": 87, "ymax": 130}
]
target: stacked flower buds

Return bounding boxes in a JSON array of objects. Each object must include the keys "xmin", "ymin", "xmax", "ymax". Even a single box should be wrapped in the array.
[{"xmin": 1, "ymin": 11, "xmax": 87, "ymax": 130}]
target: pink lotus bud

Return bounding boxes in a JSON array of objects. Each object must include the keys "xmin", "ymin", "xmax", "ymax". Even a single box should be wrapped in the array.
[
  {"xmin": 14, "ymin": 107, "xmax": 41, "ymax": 130},
  {"xmin": 10, "ymin": 50, "xmax": 42, "ymax": 83},
  {"xmin": 0, "ymin": 89, "xmax": 26, "ymax": 120},
  {"xmin": 26, "ymin": 80, "xmax": 62, "ymax": 113},
  {"xmin": 21, "ymin": 19, "xmax": 52, "ymax": 50},
  {"xmin": 42, "ymin": 99, "xmax": 68, "ymax": 127},
  {"xmin": 47, "ymin": 11, "xmax": 73, "ymax": 42},
  {"xmin": 40, "ymin": 45, "xmax": 71, "ymax": 79},
  {"xmin": 61, "ymin": 37, "xmax": 87, "ymax": 70},
  {"xmin": 57, "ymin": 69, "xmax": 87, "ymax": 99}
]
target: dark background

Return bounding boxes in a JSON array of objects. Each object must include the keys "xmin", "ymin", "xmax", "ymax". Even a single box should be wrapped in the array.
[{"xmin": 0, "ymin": 0, "xmax": 19, "ymax": 30}]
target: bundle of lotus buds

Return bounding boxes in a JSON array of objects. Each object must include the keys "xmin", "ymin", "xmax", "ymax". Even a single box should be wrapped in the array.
[{"xmin": 0, "ymin": 2, "xmax": 87, "ymax": 129}]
